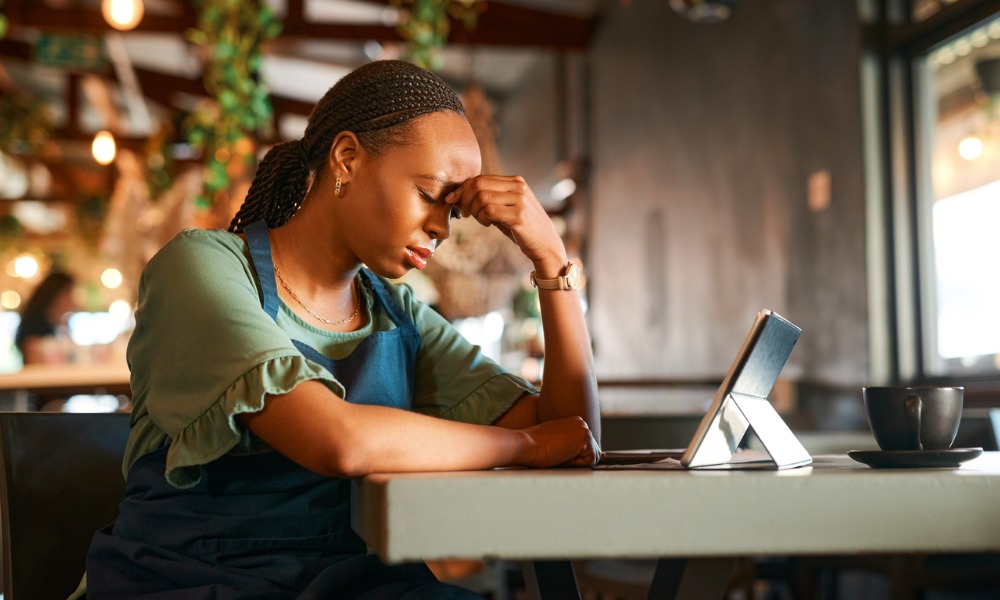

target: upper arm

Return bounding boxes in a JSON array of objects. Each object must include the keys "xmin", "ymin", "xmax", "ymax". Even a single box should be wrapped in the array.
[
  {"xmin": 396, "ymin": 284, "xmax": 538, "ymax": 424},
  {"xmin": 133, "ymin": 232, "xmax": 309, "ymax": 432},
  {"xmin": 493, "ymin": 393, "xmax": 539, "ymax": 429},
  {"xmin": 238, "ymin": 380, "xmax": 354, "ymax": 476}
]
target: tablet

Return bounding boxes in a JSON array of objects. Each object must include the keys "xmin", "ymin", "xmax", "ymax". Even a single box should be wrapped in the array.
[
  {"xmin": 680, "ymin": 309, "xmax": 807, "ymax": 468},
  {"xmin": 597, "ymin": 309, "xmax": 810, "ymax": 470}
]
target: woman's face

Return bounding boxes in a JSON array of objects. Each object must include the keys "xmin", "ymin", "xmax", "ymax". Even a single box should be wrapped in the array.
[
  {"xmin": 343, "ymin": 111, "xmax": 482, "ymax": 279},
  {"xmin": 47, "ymin": 285, "xmax": 77, "ymax": 322}
]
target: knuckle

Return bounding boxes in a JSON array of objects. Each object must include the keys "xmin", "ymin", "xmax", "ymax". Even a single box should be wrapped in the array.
[{"xmin": 470, "ymin": 178, "xmax": 487, "ymax": 193}]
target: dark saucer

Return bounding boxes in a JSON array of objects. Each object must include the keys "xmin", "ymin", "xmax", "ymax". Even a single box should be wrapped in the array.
[{"xmin": 847, "ymin": 447, "xmax": 983, "ymax": 469}]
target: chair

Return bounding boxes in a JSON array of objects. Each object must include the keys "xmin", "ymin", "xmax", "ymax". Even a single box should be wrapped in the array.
[{"xmin": 0, "ymin": 411, "xmax": 130, "ymax": 600}]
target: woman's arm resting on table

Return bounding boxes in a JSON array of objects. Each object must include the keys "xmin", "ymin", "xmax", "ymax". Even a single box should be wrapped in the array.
[{"xmin": 238, "ymin": 380, "xmax": 598, "ymax": 478}]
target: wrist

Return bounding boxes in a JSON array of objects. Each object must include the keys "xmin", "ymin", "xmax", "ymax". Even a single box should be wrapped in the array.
[
  {"xmin": 510, "ymin": 429, "xmax": 536, "ymax": 467},
  {"xmin": 531, "ymin": 254, "xmax": 569, "ymax": 280},
  {"xmin": 530, "ymin": 259, "xmax": 585, "ymax": 292}
]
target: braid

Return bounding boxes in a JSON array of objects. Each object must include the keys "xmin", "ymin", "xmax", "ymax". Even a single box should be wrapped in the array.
[
  {"xmin": 229, "ymin": 60, "xmax": 465, "ymax": 233},
  {"xmin": 229, "ymin": 141, "xmax": 309, "ymax": 232}
]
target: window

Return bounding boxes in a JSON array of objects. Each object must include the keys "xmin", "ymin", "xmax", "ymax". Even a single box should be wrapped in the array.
[
  {"xmin": 916, "ymin": 14, "xmax": 1000, "ymax": 377},
  {"xmin": 872, "ymin": 0, "xmax": 1000, "ymax": 384}
]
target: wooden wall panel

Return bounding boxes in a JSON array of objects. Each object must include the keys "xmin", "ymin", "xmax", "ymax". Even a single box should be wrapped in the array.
[{"xmin": 587, "ymin": 0, "xmax": 869, "ymax": 392}]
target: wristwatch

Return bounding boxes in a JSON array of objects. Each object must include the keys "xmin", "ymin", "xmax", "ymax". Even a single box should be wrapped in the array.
[{"xmin": 530, "ymin": 261, "xmax": 584, "ymax": 291}]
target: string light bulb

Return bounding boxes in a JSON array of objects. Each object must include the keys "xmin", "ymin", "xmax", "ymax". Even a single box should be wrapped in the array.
[
  {"xmin": 92, "ymin": 130, "xmax": 117, "ymax": 165},
  {"xmin": 101, "ymin": 267, "xmax": 124, "ymax": 289},
  {"xmin": 11, "ymin": 255, "xmax": 39, "ymax": 279},
  {"xmin": 958, "ymin": 134, "xmax": 983, "ymax": 161},
  {"xmin": 101, "ymin": 0, "xmax": 144, "ymax": 31}
]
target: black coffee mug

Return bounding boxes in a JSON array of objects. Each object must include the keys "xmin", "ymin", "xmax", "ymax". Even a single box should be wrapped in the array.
[{"xmin": 862, "ymin": 386, "xmax": 963, "ymax": 451}]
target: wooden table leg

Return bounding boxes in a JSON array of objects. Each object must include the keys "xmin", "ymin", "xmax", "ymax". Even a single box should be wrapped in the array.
[
  {"xmin": 649, "ymin": 558, "xmax": 736, "ymax": 600},
  {"xmin": 522, "ymin": 560, "xmax": 581, "ymax": 600}
]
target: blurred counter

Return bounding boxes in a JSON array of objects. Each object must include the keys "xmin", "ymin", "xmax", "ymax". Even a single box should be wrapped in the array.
[{"xmin": 0, "ymin": 362, "xmax": 131, "ymax": 396}]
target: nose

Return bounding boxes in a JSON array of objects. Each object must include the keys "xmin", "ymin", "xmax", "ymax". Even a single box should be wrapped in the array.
[{"xmin": 426, "ymin": 204, "xmax": 452, "ymax": 242}]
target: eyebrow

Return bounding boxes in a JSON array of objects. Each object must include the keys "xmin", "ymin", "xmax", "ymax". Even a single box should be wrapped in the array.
[{"xmin": 416, "ymin": 175, "xmax": 463, "ymax": 195}]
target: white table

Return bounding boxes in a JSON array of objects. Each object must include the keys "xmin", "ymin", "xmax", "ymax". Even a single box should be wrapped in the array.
[{"xmin": 352, "ymin": 453, "xmax": 1000, "ymax": 599}]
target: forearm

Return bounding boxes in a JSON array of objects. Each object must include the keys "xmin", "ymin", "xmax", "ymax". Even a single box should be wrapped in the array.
[
  {"xmin": 336, "ymin": 402, "xmax": 533, "ymax": 475},
  {"xmin": 441, "ymin": 173, "xmax": 600, "ymax": 438},
  {"xmin": 242, "ymin": 381, "xmax": 534, "ymax": 477},
  {"xmin": 533, "ymin": 259, "xmax": 601, "ymax": 440}
]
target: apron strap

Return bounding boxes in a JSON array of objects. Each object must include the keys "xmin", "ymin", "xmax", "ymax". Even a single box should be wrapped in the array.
[
  {"xmin": 358, "ymin": 269, "xmax": 413, "ymax": 329},
  {"xmin": 244, "ymin": 221, "xmax": 415, "ymax": 333},
  {"xmin": 244, "ymin": 220, "xmax": 281, "ymax": 320}
]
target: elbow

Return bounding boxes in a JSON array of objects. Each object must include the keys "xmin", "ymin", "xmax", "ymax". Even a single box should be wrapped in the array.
[
  {"xmin": 325, "ymin": 448, "xmax": 369, "ymax": 479},
  {"xmin": 315, "ymin": 433, "xmax": 377, "ymax": 479}
]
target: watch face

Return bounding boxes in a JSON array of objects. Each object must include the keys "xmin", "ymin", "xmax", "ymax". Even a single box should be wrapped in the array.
[{"xmin": 565, "ymin": 262, "xmax": 581, "ymax": 288}]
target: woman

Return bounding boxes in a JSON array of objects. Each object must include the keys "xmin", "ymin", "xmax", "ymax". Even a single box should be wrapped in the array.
[
  {"xmin": 15, "ymin": 270, "xmax": 76, "ymax": 366},
  {"xmin": 84, "ymin": 60, "xmax": 599, "ymax": 599}
]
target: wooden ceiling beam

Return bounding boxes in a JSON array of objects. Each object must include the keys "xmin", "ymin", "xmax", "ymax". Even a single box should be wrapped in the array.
[
  {"xmin": 131, "ymin": 67, "xmax": 315, "ymax": 121},
  {"xmin": 0, "ymin": 38, "xmax": 33, "ymax": 61},
  {"xmin": 4, "ymin": 0, "xmax": 592, "ymax": 48},
  {"xmin": 6, "ymin": 1, "xmax": 197, "ymax": 34}
]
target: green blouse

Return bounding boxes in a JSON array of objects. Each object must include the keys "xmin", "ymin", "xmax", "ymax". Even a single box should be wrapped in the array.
[{"xmin": 124, "ymin": 228, "xmax": 537, "ymax": 488}]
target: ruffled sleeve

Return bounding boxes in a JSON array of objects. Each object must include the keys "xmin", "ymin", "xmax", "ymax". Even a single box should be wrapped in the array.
[
  {"xmin": 385, "ymin": 279, "xmax": 540, "ymax": 425},
  {"xmin": 163, "ymin": 355, "xmax": 341, "ymax": 488},
  {"xmin": 123, "ymin": 229, "xmax": 345, "ymax": 488}
]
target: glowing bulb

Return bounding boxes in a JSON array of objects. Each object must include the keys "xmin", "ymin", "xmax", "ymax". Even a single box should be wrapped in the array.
[
  {"xmin": 101, "ymin": 267, "xmax": 123, "ymax": 289},
  {"xmin": 101, "ymin": 0, "xmax": 144, "ymax": 31},
  {"xmin": 958, "ymin": 135, "xmax": 983, "ymax": 161},
  {"xmin": 92, "ymin": 131, "xmax": 117, "ymax": 165},
  {"xmin": 12, "ymin": 255, "xmax": 39, "ymax": 279},
  {"xmin": 550, "ymin": 178, "xmax": 577, "ymax": 202},
  {"xmin": 108, "ymin": 299, "xmax": 132, "ymax": 320},
  {"xmin": 0, "ymin": 291, "xmax": 21, "ymax": 310}
]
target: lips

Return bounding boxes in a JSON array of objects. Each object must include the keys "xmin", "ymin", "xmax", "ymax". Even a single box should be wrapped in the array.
[{"xmin": 405, "ymin": 246, "xmax": 434, "ymax": 270}]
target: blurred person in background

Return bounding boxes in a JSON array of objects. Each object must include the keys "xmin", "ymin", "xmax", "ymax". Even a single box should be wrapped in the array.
[
  {"xmin": 14, "ymin": 269, "xmax": 77, "ymax": 410},
  {"xmin": 15, "ymin": 270, "xmax": 77, "ymax": 365}
]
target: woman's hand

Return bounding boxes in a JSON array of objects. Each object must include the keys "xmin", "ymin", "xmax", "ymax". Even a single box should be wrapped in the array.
[
  {"xmin": 445, "ymin": 175, "xmax": 565, "ymax": 268},
  {"xmin": 516, "ymin": 416, "xmax": 601, "ymax": 468}
]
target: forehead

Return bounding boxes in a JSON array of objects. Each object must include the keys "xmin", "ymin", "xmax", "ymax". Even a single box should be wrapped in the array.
[{"xmin": 396, "ymin": 111, "xmax": 482, "ymax": 180}]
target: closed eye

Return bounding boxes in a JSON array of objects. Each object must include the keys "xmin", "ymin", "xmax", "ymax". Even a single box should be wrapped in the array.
[{"xmin": 418, "ymin": 186, "xmax": 461, "ymax": 220}]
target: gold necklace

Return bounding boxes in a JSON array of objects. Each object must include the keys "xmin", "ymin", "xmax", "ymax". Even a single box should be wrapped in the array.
[{"xmin": 273, "ymin": 265, "xmax": 360, "ymax": 326}]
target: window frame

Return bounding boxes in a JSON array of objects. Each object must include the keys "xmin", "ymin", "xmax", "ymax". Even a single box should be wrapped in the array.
[{"xmin": 870, "ymin": 0, "xmax": 1000, "ymax": 389}]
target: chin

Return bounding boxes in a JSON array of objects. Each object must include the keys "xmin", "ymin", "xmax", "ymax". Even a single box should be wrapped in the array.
[{"xmin": 365, "ymin": 262, "xmax": 409, "ymax": 281}]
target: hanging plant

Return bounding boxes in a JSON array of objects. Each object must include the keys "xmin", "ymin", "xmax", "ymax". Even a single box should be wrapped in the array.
[
  {"xmin": 0, "ymin": 215, "xmax": 25, "ymax": 251},
  {"xmin": 143, "ymin": 121, "xmax": 176, "ymax": 200},
  {"xmin": 0, "ymin": 0, "xmax": 8, "ymax": 39},
  {"xmin": 392, "ymin": 0, "xmax": 485, "ymax": 71},
  {"xmin": 185, "ymin": 0, "xmax": 281, "ymax": 209},
  {"xmin": 0, "ymin": 91, "xmax": 52, "ymax": 158}
]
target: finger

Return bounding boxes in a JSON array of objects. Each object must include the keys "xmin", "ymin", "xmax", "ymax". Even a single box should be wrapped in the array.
[
  {"xmin": 471, "ymin": 201, "xmax": 520, "ymax": 229},
  {"xmin": 446, "ymin": 176, "xmax": 529, "ymax": 218}
]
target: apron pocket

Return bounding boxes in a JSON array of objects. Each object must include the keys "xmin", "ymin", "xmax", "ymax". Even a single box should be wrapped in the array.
[{"xmin": 197, "ymin": 531, "xmax": 365, "ymax": 561}]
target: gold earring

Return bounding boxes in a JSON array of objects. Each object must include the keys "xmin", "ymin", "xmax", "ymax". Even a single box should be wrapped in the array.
[{"xmin": 334, "ymin": 174, "xmax": 343, "ymax": 197}]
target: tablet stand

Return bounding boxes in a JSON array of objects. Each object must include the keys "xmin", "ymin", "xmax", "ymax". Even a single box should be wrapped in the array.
[
  {"xmin": 685, "ymin": 392, "xmax": 812, "ymax": 470},
  {"xmin": 728, "ymin": 392, "xmax": 812, "ymax": 468}
]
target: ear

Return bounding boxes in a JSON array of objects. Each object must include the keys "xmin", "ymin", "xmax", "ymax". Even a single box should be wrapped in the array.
[{"xmin": 328, "ymin": 132, "xmax": 361, "ymax": 183}]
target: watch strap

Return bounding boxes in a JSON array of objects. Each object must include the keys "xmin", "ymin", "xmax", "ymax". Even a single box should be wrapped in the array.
[{"xmin": 530, "ymin": 261, "xmax": 583, "ymax": 291}]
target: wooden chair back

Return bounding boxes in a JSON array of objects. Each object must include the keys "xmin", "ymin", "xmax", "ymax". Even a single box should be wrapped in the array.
[{"xmin": 0, "ymin": 412, "xmax": 130, "ymax": 600}]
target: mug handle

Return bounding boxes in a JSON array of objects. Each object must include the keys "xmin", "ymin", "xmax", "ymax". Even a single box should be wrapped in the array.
[{"xmin": 904, "ymin": 395, "xmax": 923, "ymax": 451}]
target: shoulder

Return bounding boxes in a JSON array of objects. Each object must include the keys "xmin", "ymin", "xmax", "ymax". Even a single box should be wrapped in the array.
[
  {"xmin": 15, "ymin": 313, "xmax": 53, "ymax": 342},
  {"xmin": 149, "ymin": 228, "xmax": 248, "ymax": 269},
  {"xmin": 139, "ymin": 228, "xmax": 258, "ymax": 301},
  {"xmin": 143, "ymin": 229, "xmax": 253, "ymax": 285}
]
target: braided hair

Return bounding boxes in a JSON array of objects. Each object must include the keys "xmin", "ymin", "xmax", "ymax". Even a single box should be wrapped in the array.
[{"xmin": 229, "ymin": 60, "xmax": 466, "ymax": 233}]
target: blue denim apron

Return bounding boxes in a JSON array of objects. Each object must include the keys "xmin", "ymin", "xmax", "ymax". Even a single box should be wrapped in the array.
[{"xmin": 85, "ymin": 221, "xmax": 480, "ymax": 599}]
